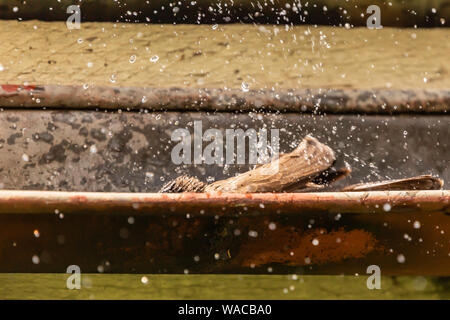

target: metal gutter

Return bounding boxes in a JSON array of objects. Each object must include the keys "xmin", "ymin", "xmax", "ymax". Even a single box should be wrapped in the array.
[
  {"xmin": 1, "ymin": 84, "xmax": 449, "ymax": 114},
  {"xmin": 0, "ymin": 190, "xmax": 448, "ymax": 215},
  {"xmin": 0, "ymin": 190, "xmax": 448, "ymax": 275}
]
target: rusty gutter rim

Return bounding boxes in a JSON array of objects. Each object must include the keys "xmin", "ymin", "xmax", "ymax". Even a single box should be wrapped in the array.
[
  {"xmin": 0, "ymin": 84, "xmax": 449, "ymax": 114},
  {"xmin": 0, "ymin": 190, "xmax": 448, "ymax": 215}
]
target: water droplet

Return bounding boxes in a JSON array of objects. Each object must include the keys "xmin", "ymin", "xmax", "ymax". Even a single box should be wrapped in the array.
[
  {"xmin": 119, "ymin": 228, "xmax": 129, "ymax": 239},
  {"xmin": 150, "ymin": 55, "xmax": 159, "ymax": 63},
  {"xmin": 129, "ymin": 55, "xmax": 137, "ymax": 63},
  {"xmin": 241, "ymin": 82, "xmax": 249, "ymax": 92},
  {"xmin": 32, "ymin": 255, "xmax": 40, "ymax": 264},
  {"xmin": 413, "ymin": 276, "xmax": 428, "ymax": 291},
  {"xmin": 248, "ymin": 230, "xmax": 258, "ymax": 238}
]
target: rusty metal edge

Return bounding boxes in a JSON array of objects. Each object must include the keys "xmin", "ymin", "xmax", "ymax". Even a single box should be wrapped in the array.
[
  {"xmin": 0, "ymin": 190, "xmax": 448, "ymax": 215},
  {"xmin": 0, "ymin": 84, "xmax": 449, "ymax": 114}
]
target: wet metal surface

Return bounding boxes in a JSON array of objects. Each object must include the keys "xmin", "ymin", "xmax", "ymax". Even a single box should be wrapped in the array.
[{"xmin": 0, "ymin": 190, "xmax": 448, "ymax": 215}]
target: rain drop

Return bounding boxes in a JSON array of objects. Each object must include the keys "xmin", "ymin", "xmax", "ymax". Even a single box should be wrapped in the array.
[{"xmin": 241, "ymin": 82, "xmax": 250, "ymax": 92}]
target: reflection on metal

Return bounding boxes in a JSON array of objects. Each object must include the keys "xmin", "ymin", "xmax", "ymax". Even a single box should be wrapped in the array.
[{"xmin": 0, "ymin": 190, "xmax": 448, "ymax": 275}]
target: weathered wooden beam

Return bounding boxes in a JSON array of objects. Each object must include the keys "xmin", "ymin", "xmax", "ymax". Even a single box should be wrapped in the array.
[
  {"xmin": 182, "ymin": 135, "xmax": 336, "ymax": 192},
  {"xmin": 0, "ymin": 22, "xmax": 448, "ymax": 105},
  {"xmin": 342, "ymin": 175, "xmax": 444, "ymax": 192},
  {"xmin": 1, "ymin": 274, "xmax": 449, "ymax": 300}
]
